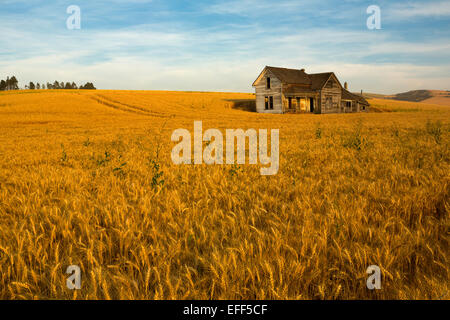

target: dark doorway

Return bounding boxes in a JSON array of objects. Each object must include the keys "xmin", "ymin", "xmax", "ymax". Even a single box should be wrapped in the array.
[{"xmin": 310, "ymin": 98, "xmax": 315, "ymax": 113}]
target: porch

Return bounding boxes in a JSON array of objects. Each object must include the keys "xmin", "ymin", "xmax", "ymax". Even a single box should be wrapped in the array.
[{"xmin": 283, "ymin": 95, "xmax": 317, "ymax": 113}]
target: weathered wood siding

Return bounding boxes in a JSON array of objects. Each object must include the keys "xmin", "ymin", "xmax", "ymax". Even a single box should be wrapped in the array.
[
  {"xmin": 358, "ymin": 102, "xmax": 369, "ymax": 112},
  {"xmin": 319, "ymin": 76, "xmax": 341, "ymax": 114},
  {"xmin": 254, "ymin": 69, "xmax": 283, "ymax": 114}
]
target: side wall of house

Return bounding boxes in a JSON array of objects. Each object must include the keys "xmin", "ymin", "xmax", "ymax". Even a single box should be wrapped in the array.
[
  {"xmin": 358, "ymin": 102, "xmax": 369, "ymax": 112},
  {"xmin": 320, "ymin": 76, "xmax": 342, "ymax": 114},
  {"xmin": 254, "ymin": 69, "xmax": 283, "ymax": 114}
]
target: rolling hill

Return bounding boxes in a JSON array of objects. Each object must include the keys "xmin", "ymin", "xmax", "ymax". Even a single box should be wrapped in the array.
[{"xmin": 360, "ymin": 90, "xmax": 450, "ymax": 106}]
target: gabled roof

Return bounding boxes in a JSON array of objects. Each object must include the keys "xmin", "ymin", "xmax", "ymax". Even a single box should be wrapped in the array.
[
  {"xmin": 309, "ymin": 72, "xmax": 334, "ymax": 90},
  {"xmin": 342, "ymin": 89, "xmax": 369, "ymax": 105},
  {"xmin": 265, "ymin": 66, "xmax": 311, "ymax": 85},
  {"xmin": 341, "ymin": 89, "xmax": 355, "ymax": 100},
  {"xmin": 253, "ymin": 66, "xmax": 336, "ymax": 90},
  {"xmin": 252, "ymin": 66, "xmax": 310, "ymax": 86}
]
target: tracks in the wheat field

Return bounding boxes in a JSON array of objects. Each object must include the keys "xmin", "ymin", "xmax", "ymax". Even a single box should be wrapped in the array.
[{"xmin": 88, "ymin": 94, "xmax": 171, "ymax": 118}]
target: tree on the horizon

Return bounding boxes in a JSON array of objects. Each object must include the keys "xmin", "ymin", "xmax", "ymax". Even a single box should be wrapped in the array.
[
  {"xmin": 1, "ymin": 76, "xmax": 19, "ymax": 91},
  {"xmin": 9, "ymin": 76, "xmax": 19, "ymax": 90},
  {"xmin": 29, "ymin": 82, "xmax": 35, "ymax": 90},
  {"xmin": 80, "ymin": 82, "xmax": 96, "ymax": 90}
]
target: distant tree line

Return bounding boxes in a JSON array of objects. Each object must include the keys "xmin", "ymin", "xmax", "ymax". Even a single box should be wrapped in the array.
[
  {"xmin": 0, "ymin": 76, "xmax": 19, "ymax": 91},
  {"xmin": 27, "ymin": 81, "xmax": 96, "ymax": 90},
  {"xmin": 0, "ymin": 75, "xmax": 96, "ymax": 90}
]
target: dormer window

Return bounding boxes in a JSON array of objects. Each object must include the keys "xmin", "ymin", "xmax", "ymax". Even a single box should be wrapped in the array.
[{"xmin": 266, "ymin": 77, "xmax": 271, "ymax": 89}]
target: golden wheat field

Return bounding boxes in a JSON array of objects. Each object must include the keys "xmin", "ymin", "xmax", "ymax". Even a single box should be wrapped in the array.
[{"xmin": 0, "ymin": 89, "xmax": 448, "ymax": 300}]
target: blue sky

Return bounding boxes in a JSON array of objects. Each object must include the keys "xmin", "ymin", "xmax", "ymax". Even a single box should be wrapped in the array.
[{"xmin": 1, "ymin": 0, "xmax": 449, "ymax": 93}]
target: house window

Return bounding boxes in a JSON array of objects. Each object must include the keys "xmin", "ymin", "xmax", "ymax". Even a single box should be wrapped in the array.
[
  {"xmin": 325, "ymin": 96, "xmax": 332, "ymax": 109},
  {"xmin": 266, "ymin": 77, "xmax": 271, "ymax": 89},
  {"xmin": 346, "ymin": 101, "xmax": 351, "ymax": 108},
  {"xmin": 265, "ymin": 96, "xmax": 274, "ymax": 110},
  {"xmin": 288, "ymin": 97, "xmax": 292, "ymax": 109}
]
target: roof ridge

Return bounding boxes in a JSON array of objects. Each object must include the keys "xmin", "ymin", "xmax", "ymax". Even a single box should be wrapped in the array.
[
  {"xmin": 266, "ymin": 66, "xmax": 304, "ymax": 70},
  {"xmin": 309, "ymin": 71, "xmax": 334, "ymax": 75}
]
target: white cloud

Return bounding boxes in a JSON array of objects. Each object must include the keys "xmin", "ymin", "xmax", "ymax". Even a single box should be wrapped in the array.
[
  {"xmin": 4, "ymin": 49, "xmax": 450, "ymax": 94},
  {"xmin": 203, "ymin": 0, "xmax": 306, "ymax": 16},
  {"xmin": 0, "ymin": 1, "xmax": 449, "ymax": 93},
  {"xmin": 317, "ymin": 63, "xmax": 450, "ymax": 94},
  {"xmin": 389, "ymin": 1, "xmax": 450, "ymax": 18}
]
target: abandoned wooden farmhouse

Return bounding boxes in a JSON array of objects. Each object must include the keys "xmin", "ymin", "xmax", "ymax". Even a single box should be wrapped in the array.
[{"xmin": 252, "ymin": 66, "xmax": 369, "ymax": 114}]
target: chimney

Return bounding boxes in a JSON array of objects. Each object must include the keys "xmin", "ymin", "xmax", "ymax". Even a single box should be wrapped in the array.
[{"xmin": 344, "ymin": 82, "xmax": 348, "ymax": 90}]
